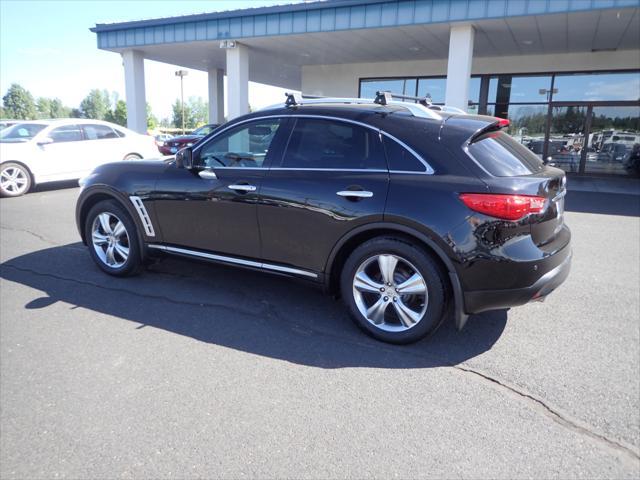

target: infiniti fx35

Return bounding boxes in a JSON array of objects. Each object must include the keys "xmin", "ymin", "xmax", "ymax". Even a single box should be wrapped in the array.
[{"xmin": 76, "ymin": 99, "xmax": 571, "ymax": 344}]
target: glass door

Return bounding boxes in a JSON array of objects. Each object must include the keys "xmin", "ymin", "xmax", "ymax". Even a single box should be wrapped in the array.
[{"xmin": 546, "ymin": 105, "xmax": 589, "ymax": 174}]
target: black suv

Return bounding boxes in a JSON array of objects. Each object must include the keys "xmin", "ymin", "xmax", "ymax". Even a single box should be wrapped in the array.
[{"xmin": 76, "ymin": 94, "xmax": 571, "ymax": 344}]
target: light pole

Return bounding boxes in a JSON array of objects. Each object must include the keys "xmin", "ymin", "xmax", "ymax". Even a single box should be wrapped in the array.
[{"xmin": 175, "ymin": 70, "xmax": 189, "ymax": 134}]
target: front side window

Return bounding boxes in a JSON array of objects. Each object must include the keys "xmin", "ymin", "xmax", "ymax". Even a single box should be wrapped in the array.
[
  {"xmin": 49, "ymin": 125, "xmax": 83, "ymax": 143},
  {"xmin": 281, "ymin": 118, "xmax": 386, "ymax": 170},
  {"xmin": 198, "ymin": 119, "xmax": 282, "ymax": 168},
  {"xmin": 83, "ymin": 124, "xmax": 119, "ymax": 140},
  {"xmin": 0, "ymin": 123, "xmax": 47, "ymax": 142}
]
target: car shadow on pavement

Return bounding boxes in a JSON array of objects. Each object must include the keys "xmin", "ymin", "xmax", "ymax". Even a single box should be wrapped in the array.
[
  {"xmin": 1, "ymin": 243, "xmax": 507, "ymax": 369},
  {"xmin": 565, "ymin": 191, "xmax": 640, "ymax": 217}
]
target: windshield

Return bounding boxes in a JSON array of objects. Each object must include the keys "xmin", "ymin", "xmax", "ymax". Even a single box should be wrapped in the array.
[
  {"xmin": 468, "ymin": 130, "xmax": 545, "ymax": 177},
  {"xmin": 0, "ymin": 123, "xmax": 47, "ymax": 142}
]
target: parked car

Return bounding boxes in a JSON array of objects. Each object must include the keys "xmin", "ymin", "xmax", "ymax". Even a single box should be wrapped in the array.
[
  {"xmin": 597, "ymin": 142, "xmax": 631, "ymax": 162},
  {"xmin": 0, "ymin": 119, "xmax": 159, "ymax": 197},
  {"xmin": 76, "ymin": 95, "xmax": 571, "ymax": 344},
  {"xmin": 158, "ymin": 124, "xmax": 220, "ymax": 155},
  {"xmin": 0, "ymin": 119, "xmax": 20, "ymax": 130},
  {"xmin": 154, "ymin": 133, "xmax": 173, "ymax": 149}
]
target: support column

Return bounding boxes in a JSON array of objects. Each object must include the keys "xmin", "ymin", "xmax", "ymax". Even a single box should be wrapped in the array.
[
  {"xmin": 445, "ymin": 25, "xmax": 475, "ymax": 112},
  {"xmin": 226, "ymin": 43, "xmax": 249, "ymax": 120},
  {"xmin": 122, "ymin": 50, "xmax": 147, "ymax": 133},
  {"xmin": 208, "ymin": 68, "xmax": 225, "ymax": 124}
]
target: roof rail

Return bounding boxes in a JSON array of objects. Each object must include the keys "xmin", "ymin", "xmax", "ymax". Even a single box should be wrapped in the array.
[{"xmin": 282, "ymin": 92, "xmax": 444, "ymax": 120}]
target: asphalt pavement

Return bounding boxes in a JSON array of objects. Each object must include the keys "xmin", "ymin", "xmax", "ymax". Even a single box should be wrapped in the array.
[{"xmin": 1, "ymin": 183, "xmax": 639, "ymax": 479}]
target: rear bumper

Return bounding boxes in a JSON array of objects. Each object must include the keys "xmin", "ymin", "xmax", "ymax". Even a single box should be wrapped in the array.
[{"xmin": 463, "ymin": 246, "xmax": 572, "ymax": 314}]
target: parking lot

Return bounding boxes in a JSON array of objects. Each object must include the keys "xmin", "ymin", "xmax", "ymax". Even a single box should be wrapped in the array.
[{"xmin": 0, "ymin": 183, "xmax": 639, "ymax": 478}]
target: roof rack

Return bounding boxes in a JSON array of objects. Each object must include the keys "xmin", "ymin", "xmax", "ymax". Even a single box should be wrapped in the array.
[
  {"xmin": 374, "ymin": 91, "xmax": 432, "ymax": 107},
  {"xmin": 283, "ymin": 92, "xmax": 443, "ymax": 120}
]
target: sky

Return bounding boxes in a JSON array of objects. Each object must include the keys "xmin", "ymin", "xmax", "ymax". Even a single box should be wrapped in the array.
[{"xmin": 0, "ymin": 0, "xmax": 304, "ymax": 120}]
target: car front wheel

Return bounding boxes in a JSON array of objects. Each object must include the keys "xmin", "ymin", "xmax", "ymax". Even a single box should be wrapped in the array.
[
  {"xmin": 84, "ymin": 199, "xmax": 142, "ymax": 276},
  {"xmin": 0, "ymin": 163, "xmax": 32, "ymax": 197},
  {"xmin": 340, "ymin": 237, "xmax": 446, "ymax": 344}
]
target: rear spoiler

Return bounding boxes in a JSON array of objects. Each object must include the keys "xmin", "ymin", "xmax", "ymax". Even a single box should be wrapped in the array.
[{"xmin": 468, "ymin": 118, "xmax": 510, "ymax": 144}]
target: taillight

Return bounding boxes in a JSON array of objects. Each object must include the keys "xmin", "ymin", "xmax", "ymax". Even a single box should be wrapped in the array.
[{"xmin": 459, "ymin": 193, "xmax": 545, "ymax": 221}]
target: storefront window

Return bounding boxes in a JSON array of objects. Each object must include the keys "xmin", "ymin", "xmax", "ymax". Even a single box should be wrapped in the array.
[
  {"xmin": 553, "ymin": 72, "xmax": 640, "ymax": 102},
  {"xmin": 486, "ymin": 104, "xmax": 548, "ymax": 147},
  {"xmin": 488, "ymin": 75, "xmax": 552, "ymax": 104},
  {"xmin": 585, "ymin": 106, "xmax": 640, "ymax": 176},
  {"xmin": 360, "ymin": 78, "xmax": 417, "ymax": 99}
]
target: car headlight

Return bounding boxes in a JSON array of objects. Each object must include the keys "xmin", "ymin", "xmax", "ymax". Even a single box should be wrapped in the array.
[{"xmin": 186, "ymin": 143, "xmax": 193, "ymax": 147}]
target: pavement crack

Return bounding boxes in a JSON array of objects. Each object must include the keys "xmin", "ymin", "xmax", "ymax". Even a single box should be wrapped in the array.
[
  {"xmin": 452, "ymin": 364, "xmax": 640, "ymax": 463},
  {"xmin": 0, "ymin": 225, "xmax": 60, "ymax": 247},
  {"xmin": 0, "ymin": 263, "xmax": 265, "ymax": 319},
  {"xmin": 2, "ymin": 262, "xmax": 639, "ymax": 465}
]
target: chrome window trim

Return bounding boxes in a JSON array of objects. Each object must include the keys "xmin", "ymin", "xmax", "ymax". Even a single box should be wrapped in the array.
[
  {"xmin": 269, "ymin": 167, "xmax": 388, "ymax": 173},
  {"xmin": 193, "ymin": 114, "xmax": 435, "ymax": 174},
  {"xmin": 380, "ymin": 131, "xmax": 434, "ymax": 174},
  {"xmin": 147, "ymin": 244, "xmax": 318, "ymax": 279},
  {"xmin": 129, "ymin": 196, "xmax": 155, "ymax": 237}
]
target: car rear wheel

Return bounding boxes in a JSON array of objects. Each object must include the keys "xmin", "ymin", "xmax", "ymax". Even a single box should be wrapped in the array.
[
  {"xmin": 0, "ymin": 163, "xmax": 32, "ymax": 197},
  {"xmin": 85, "ymin": 200, "xmax": 142, "ymax": 276},
  {"xmin": 123, "ymin": 153, "xmax": 142, "ymax": 161},
  {"xmin": 340, "ymin": 237, "xmax": 446, "ymax": 344}
]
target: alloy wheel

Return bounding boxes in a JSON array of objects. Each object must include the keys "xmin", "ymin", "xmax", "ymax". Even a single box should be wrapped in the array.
[
  {"xmin": 0, "ymin": 166, "xmax": 29, "ymax": 196},
  {"xmin": 352, "ymin": 254, "xmax": 429, "ymax": 332},
  {"xmin": 91, "ymin": 212, "xmax": 130, "ymax": 268}
]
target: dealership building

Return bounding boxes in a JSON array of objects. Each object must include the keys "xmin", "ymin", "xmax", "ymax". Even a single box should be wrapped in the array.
[{"xmin": 91, "ymin": 0, "xmax": 640, "ymax": 177}]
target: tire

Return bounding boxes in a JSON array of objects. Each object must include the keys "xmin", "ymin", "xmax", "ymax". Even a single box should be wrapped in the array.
[
  {"xmin": 340, "ymin": 236, "xmax": 446, "ymax": 344},
  {"xmin": 123, "ymin": 153, "xmax": 142, "ymax": 161},
  {"xmin": 0, "ymin": 162, "xmax": 32, "ymax": 197},
  {"xmin": 84, "ymin": 199, "xmax": 142, "ymax": 276}
]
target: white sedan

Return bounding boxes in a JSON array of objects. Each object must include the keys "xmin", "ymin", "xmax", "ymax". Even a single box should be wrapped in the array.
[{"xmin": 0, "ymin": 119, "xmax": 160, "ymax": 197}]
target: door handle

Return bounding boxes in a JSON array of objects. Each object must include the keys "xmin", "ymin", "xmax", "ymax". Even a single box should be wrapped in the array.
[
  {"xmin": 337, "ymin": 190, "xmax": 373, "ymax": 198},
  {"xmin": 228, "ymin": 184, "xmax": 257, "ymax": 192},
  {"xmin": 198, "ymin": 170, "xmax": 217, "ymax": 180}
]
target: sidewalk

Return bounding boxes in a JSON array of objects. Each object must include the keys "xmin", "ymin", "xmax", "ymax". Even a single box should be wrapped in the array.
[{"xmin": 566, "ymin": 175, "xmax": 640, "ymax": 196}]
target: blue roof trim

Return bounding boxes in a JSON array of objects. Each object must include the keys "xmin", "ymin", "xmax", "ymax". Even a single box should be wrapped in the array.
[{"xmin": 92, "ymin": 0, "xmax": 640, "ymax": 49}]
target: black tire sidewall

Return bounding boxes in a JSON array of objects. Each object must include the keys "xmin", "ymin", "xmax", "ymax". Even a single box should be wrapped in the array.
[
  {"xmin": 0, "ymin": 162, "xmax": 32, "ymax": 197},
  {"xmin": 340, "ymin": 237, "xmax": 446, "ymax": 344},
  {"xmin": 84, "ymin": 199, "xmax": 142, "ymax": 276}
]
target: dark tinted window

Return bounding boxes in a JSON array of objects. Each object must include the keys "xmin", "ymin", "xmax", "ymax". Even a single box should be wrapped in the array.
[
  {"xmin": 49, "ymin": 125, "xmax": 83, "ymax": 143},
  {"xmin": 382, "ymin": 136, "xmax": 426, "ymax": 172},
  {"xmin": 282, "ymin": 118, "xmax": 386, "ymax": 170},
  {"xmin": 468, "ymin": 131, "xmax": 544, "ymax": 177},
  {"xmin": 83, "ymin": 124, "xmax": 119, "ymax": 140}
]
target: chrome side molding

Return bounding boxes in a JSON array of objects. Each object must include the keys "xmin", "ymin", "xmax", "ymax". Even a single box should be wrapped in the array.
[
  {"xmin": 147, "ymin": 244, "xmax": 318, "ymax": 278},
  {"xmin": 129, "ymin": 196, "xmax": 155, "ymax": 237}
]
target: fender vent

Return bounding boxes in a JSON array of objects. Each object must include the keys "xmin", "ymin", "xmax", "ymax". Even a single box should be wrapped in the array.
[{"xmin": 129, "ymin": 196, "xmax": 155, "ymax": 237}]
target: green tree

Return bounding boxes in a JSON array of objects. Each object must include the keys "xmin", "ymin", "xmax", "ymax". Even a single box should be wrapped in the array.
[
  {"xmin": 146, "ymin": 103, "xmax": 158, "ymax": 130},
  {"xmin": 2, "ymin": 83, "xmax": 36, "ymax": 120},
  {"xmin": 189, "ymin": 96, "xmax": 208, "ymax": 127},
  {"xmin": 79, "ymin": 89, "xmax": 111, "ymax": 120},
  {"xmin": 105, "ymin": 99, "xmax": 127, "ymax": 126},
  {"xmin": 172, "ymin": 96, "xmax": 209, "ymax": 130},
  {"xmin": 35, "ymin": 97, "xmax": 70, "ymax": 119}
]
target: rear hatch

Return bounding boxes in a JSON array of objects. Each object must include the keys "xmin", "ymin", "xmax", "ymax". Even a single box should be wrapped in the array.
[{"xmin": 464, "ymin": 124, "xmax": 568, "ymax": 247}]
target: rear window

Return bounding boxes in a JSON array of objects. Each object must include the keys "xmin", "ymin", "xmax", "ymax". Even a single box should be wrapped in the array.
[{"xmin": 468, "ymin": 131, "xmax": 544, "ymax": 177}]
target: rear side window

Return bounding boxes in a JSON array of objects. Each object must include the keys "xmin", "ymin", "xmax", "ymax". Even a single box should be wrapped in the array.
[
  {"xmin": 49, "ymin": 125, "xmax": 83, "ymax": 143},
  {"xmin": 282, "ymin": 118, "xmax": 386, "ymax": 170},
  {"xmin": 468, "ymin": 131, "xmax": 544, "ymax": 176},
  {"xmin": 83, "ymin": 124, "xmax": 119, "ymax": 140},
  {"xmin": 382, "ymin": 136, "xmax": 426, "ymax": 172}
]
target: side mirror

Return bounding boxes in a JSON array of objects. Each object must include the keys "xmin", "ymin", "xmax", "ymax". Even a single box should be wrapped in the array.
[
  {"xmin": 37, "ymin": 137, "xmax": 54, "ymax": 146},
  {"xmin": 175, "ymin": 148, "xmax": 193, "ymax": 169}
]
